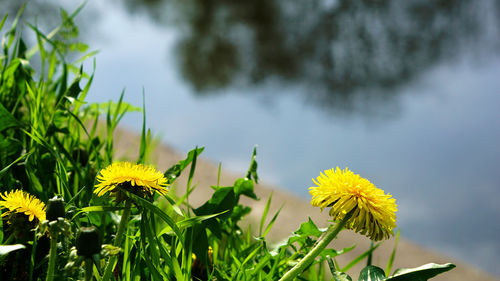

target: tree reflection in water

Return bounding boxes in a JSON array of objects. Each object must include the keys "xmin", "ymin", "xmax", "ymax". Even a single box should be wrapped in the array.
[
  {"xmin": 3, "ymin": 0, "xmax": 499, "ymax": 112},
  {"xmin": 121, "ymin": 0, "xmax": 498, "ymax": 110}
]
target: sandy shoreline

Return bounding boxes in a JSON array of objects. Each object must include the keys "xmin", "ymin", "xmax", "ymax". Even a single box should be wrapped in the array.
[{"xmin": 113, "ymin": 126, "xmax": 499, "ymax": 281}]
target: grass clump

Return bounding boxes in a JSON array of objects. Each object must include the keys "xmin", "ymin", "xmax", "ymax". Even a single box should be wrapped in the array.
[{"xmin": 0, "ymin": 6, "xmax": 455, "ymax": 281}]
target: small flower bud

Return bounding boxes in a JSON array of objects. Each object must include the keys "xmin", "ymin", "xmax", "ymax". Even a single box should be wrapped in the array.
[
  {"xmin": 46, "ymin": 196, "xmax": 65, "ymax": 222},
  {"xmin": 76, "ymin": 226, "xmax": 102, "ymax": 258}
]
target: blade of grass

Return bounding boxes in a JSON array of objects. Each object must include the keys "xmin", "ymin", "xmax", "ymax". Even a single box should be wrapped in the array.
[
  {"xmin": 127, "ymin": 192, "xmax": 185, "ymax": 246},
  {"xmin": 122, "ymin": 225, "xmax": 131, "ymax": 281},
  {"xmin": 237, "ymin": 245, "xmax": 262, "ymax": 280},
  {"xmin": 259, "ymin": 192, "xmax": 273, "ymax": 236},
  {"xmin": 29, "ymin": 229, "xmax": 38, "ymax": 281},
  {"xmin": 340, "ymin": 243, "xmax": 381, "ymax": 272},
  {"xmin": 0, "ymin": 151, "xmax": 32, "ymax": 178},
  {"xmin": 0, "ymin": 14, "xmax": 7, "ymax": 32},
  {"xmin": 25, "ymin": 2, "xmax": 86, "ymax": 59},
  {"xmin": 385, "ymin": 229, "xmax": 400, "ymax": 276},
  {"xmin": 263, "ymin": 203, "xmax": 284, "ymax": 238},
  {"xmin": 217, "ymin": 162, "xmax": 222, "ymax": 186},
  {"xmin": 5, "ymin": 4, "xmax": 25, "ymax": 50},
  {"xmin": 366, "ymin": 241, "xmax": 374, "ymax": 266},
  {"xmin": 265, "ymin": 247, "xmax": 286, "ymax": 281},
  {"xmin": 167, "ymin": 236, "xmax": 184, "ymax": 280},
  {"xmin": 138, "ymin": 89, "xmax": 147, "ymax": 164},
  {"xmin": 177, "ymin": 211, "xmax": 227, "ymax": 231},
  {"xmin": 185, "ymin": 146, "xmax": 199, "ymax": 216},
  {"xmin": 142, "ymin": 212, "xmax": 168, "ymax": 280},
  {"xmin": 22, "ymin": 128, "xmax": 72, "ymax": 197},
  {"xmin": 71, "ymin": 206, "xmax": 125, "ymax": 221},
  {"xmin": 139, "ymin": 216, "xmax": 162, "ymax": 280},
  {"xmin": 154, "ymin": 227, "xmax": 177, "ymax": 281},
  {"xmin": 93, "ymin": 264, "xmax": 102, "ymax": 281}
]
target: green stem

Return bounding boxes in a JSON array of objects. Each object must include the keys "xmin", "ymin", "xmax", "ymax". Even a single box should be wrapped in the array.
[
  {"xmin": 278, "ymin": 211, "xmax": 354, "ymax": 281},
  {"xmin": 101, "ymin": 200, "xmax": 132, "ymax": 281},
  {"xmin": 84, "ymin": 258, "xmax": 93, "ymax": 281},
  {"xmin": 45, "ymin": 232, "xmax": 58, "ymax": 281},
  {"xmin": 3, "ymin": 232, "xmax": 15, "ymax": 244},
  {"xmin": 29, "ymin": 229, "xmax": 38, "ymax": 281}
]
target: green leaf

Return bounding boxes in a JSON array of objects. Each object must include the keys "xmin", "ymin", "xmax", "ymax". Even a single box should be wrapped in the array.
[
  {"xmin": 234, "ymin": 178, "xmax": 258, "ymax": 199},
  {"xmin": 88, "ymin": 100, "xmax": 141, "ymax": 116},
  {"xmin": 164, "ymin": 147, "xmax": 204, "ymax": 184},
  {"xmin": 194, "ymin": 186, "xmax": 236, "ymax": 218},
  {"xmin": 193, "ymin": 186, "xmax": 236, "ymax": 239},
  {"xmin": 319, "ymin": 245, "xmax": 356, "ymax": 259},
  {"xmin": 294, "ymin": 218, "xmax": 323, "ymax": 237},
  {"xmin": 0, "ymin": 244, "xmax": 26, "ymax": 257},
  {"xmin": 331, "ymin": 272, "xmax": 352, "ymax": 281},
  {"xmin": 386, "ymin": 263, "xmax": 456, "ymax": 281},
  {"xmin": 65, "ymin": 73, "xmax": 82, "ymax": 99},
  {"xmin": 0, "ymin": 103, "xmax": 21, "ymax": 132},
  {"xmin": 52, "ymin": 110, "xmax": 69, "ymax": 129},
  {"xmin": 245, "ymin": 146, "xmax": 259, "ymax": 183},
  {"xmin": 358, "ymin": 265, "xmax": 385, "ymax": 281},
  {"xmin": 231, "ymin": 205, "xmax": 251, "ymax": 223}
]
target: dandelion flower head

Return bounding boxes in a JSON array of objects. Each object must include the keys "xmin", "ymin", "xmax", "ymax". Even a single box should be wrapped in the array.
[
  {"xmin": 309, "ymin": 167, "xmax": 397, "ymax": 241},
  {"xmin": 0, "ymin": 189, "xmax": 46, "ymax": 223},
  {"xmin": 94, "ymin": 162, "xmax": 169, "ymax": 198}
]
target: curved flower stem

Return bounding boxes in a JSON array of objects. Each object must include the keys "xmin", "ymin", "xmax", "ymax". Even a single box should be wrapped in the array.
[
  {"xmin": 45, "ymin": 231, "xmax": 58, "ymax": 281},
  {"xmin": 278, "ymin": 211, "xmax": 354, "ymax": 281},
  {"xmin": 84, "ymin": 258, "xmax": 93, "ymax": 281},
  {"xmin": 101, "ymin": 199, "xmax": 132, "ymax": 281},
  {"xmin": 29, "ymin": 230, "xmax": 38, "ymax": 281}
]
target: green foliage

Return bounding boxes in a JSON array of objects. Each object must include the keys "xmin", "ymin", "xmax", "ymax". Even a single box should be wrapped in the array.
[
  {"xmin": 0, "ymin": 6, "xmax": 456, "ymax": 281},
  {"xmin": 386, "ymin": 263, "xmax": 456, "ymax": 281},
  {"xmin": 0, "ymin": 244, "xmax": 25, "ymax": 257},
  {"xmin": 358, "ymin": 266, "xmax": 386, "ymax": 281}
]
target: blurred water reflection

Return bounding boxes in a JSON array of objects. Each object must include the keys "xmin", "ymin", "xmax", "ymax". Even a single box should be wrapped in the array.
[
  {"xmin": 120, "ymin": 0, "xmax": 499, "ymax": 113},
  {"xmin": 3, "ymin": 0, "xmax": 499, "ymax": 113}
]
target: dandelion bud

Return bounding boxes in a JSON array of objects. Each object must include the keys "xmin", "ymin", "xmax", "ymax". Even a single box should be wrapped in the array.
[
  {"xmin": 46, "ymin": 196, "xmax": 65, "ymax": 222},
  {"xmin": 76, "ymin": 226, "xmax": 102, "ymax": 258}
]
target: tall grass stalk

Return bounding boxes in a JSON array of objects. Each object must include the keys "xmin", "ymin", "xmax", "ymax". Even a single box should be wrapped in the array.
[{"xmin": 101, "ymin": 199, "xmax": 132, "ymax": 281}]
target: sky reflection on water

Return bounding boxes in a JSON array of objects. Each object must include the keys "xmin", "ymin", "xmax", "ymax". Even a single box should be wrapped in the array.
[{"xmin": 3, "ymin": 0, "xmax": 500, "ymax": 276}]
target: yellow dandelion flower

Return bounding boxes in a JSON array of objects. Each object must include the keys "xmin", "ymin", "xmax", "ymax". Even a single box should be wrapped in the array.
[
  {"xmin": 0, "ymin": 189, "xmax": 46, "ymax": 223},
  {"xmin": 94, "ymin": 162, "xmax": 169, "ymax": 198},
  {"xmin": 309, "ymin": 167, "xmax": 397, "ymax": 241}
]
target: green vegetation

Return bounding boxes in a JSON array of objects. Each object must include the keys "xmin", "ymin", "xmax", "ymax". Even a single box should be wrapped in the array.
[{"xmin": 0, "ymin": 6, "xmax": 455, "ymax": 281}]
